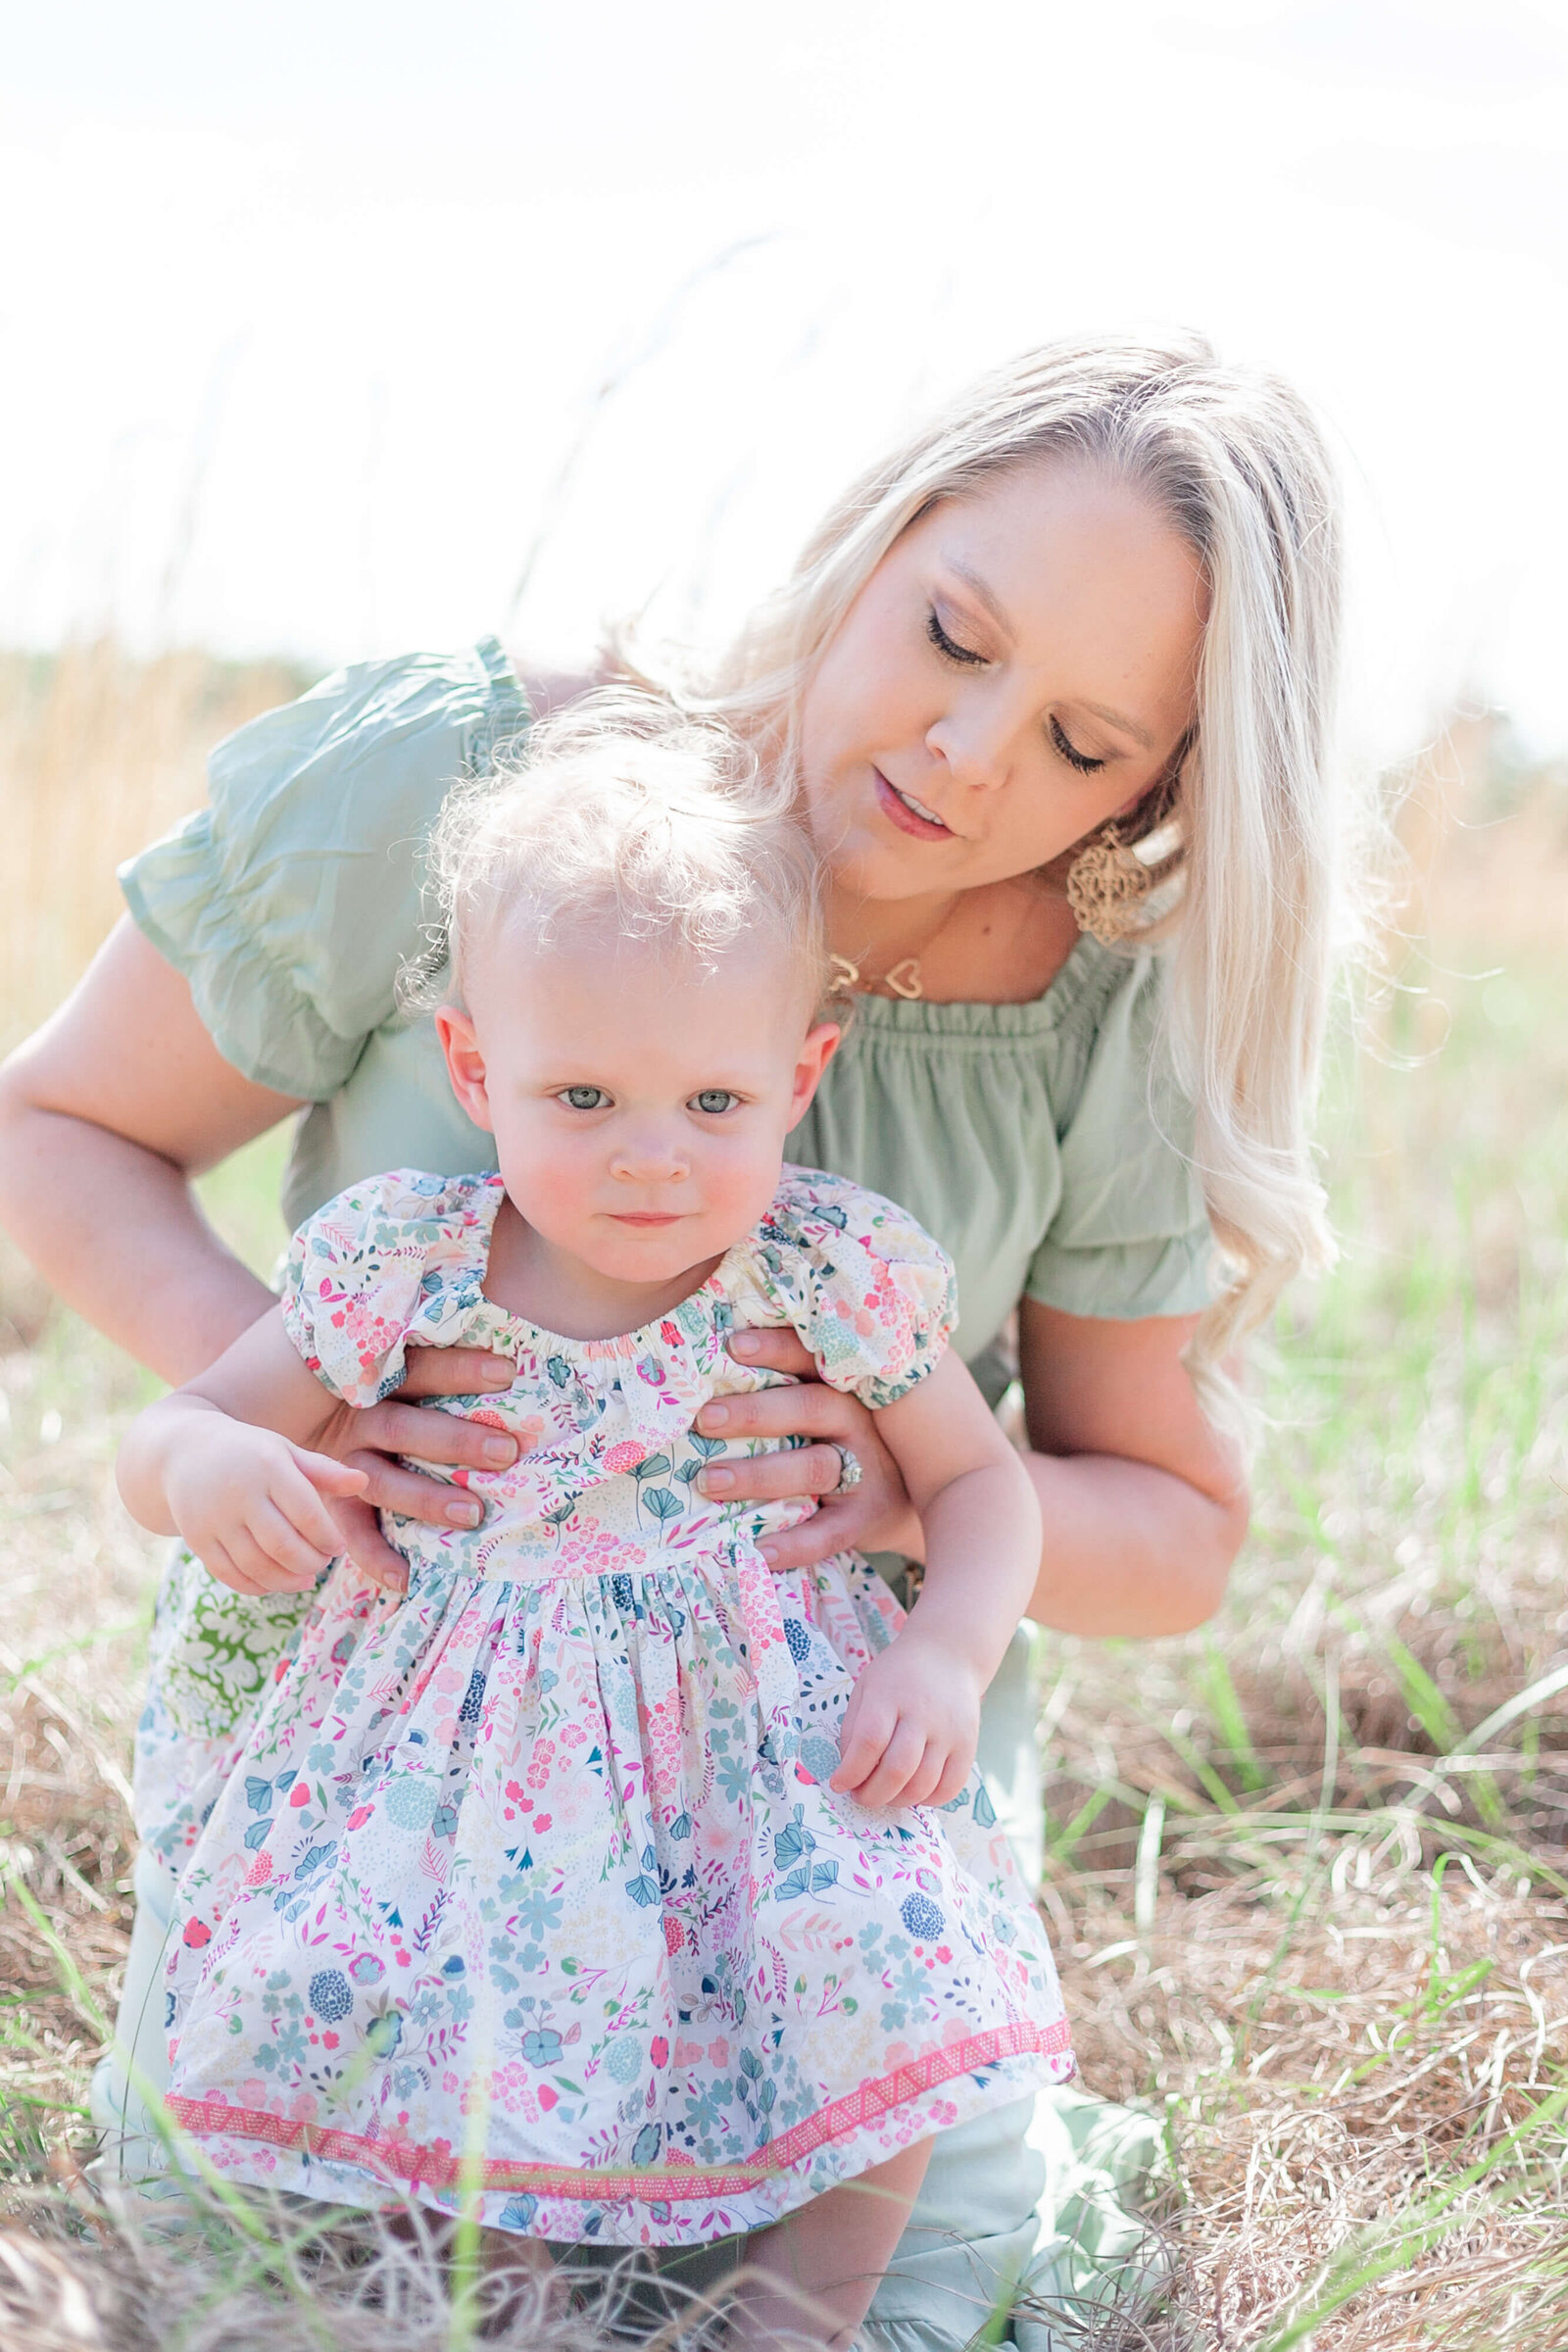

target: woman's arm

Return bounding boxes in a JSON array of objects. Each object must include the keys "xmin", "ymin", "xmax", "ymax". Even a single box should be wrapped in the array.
[
  {"xmin": 0, "ymin": 920, "xmax": 520, "ymax": 1587},
  {"xmin": 0, "ymin": 919, "xmax": 295, "ymax": 1379},
  {"xmin": 1016, "ymin": 1299, "xmax": 1248, "ymax": 1635}
]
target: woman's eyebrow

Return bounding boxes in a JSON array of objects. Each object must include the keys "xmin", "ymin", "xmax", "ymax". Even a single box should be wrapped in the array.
[
  {"xmin": 1078, "ymin": 701, "xmax": 1154, "ymax": 752},
  {"xmin": 944, "ymin": 555, "xmax": 1157, "ymax": 751},
  {"xmin": 942, "ymin": 556, "xmax": 1016, "ymax": 643}
]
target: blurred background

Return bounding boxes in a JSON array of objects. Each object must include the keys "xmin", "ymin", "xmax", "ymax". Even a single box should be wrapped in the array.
[
  {"xmin": 6, "ymin": 8, "xmax": 1568, "ymax": 2345},
  {"xmin": 5, "ymin": 0, "xmax": 1568, "ymax": 727}
]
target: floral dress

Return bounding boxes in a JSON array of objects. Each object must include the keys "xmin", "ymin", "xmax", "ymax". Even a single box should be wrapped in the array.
[{"xmin": 161, "ymin": 1166, "xmax": 1073, "ymax": 2245}]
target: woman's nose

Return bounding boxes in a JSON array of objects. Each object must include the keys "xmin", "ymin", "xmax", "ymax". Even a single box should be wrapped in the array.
[{"xmin": 924, "ymin": 699, "xmax": 1013, "ymax": 794}]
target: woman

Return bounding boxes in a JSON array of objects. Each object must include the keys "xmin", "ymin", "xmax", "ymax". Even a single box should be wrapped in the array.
[{"xmin": 0, "ymin": 331, "xmax": 1341, "ymax": 2344}]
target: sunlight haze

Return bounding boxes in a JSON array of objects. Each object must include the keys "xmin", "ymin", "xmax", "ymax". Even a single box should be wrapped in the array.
[{"xmin": 4, "ymin": 0, "xmax": 1566, "ymax": 763}]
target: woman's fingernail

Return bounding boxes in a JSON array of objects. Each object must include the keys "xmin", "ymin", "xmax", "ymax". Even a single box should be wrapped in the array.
[
  {"xmin": 446, "ymin": 1499, "xmax": 482, "ymax": 1528},
  {"xmin": 729, "ymin": 1332, "xmax": 760, "ymax": 1358},
  {"xmin": 701, "ymin": 1468, "xmax": 734, "ymax": 1495},
  {"xmin": 482, "ymin": 1438, "xmax": 516, "ymax": 1465},
  {"xmin": 483, "ymin": 1360, "xmax": 516, "ymax": 1386},
  {"xmin": 760, "ymin": 1543, "xmax": 779, "ymax": 1566},
  {"xmin": 701, "ymin": 1404, "xmax": 729, "ymax": 1430}
]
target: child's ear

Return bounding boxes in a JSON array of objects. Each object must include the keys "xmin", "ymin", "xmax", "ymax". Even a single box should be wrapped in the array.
[
  {"xmin": 435, "ymin": 1006, "xmax": 496, "ymax": 1133},
  {"xmin": 789, "ymin": 1021, "xmax": 841, "ymax": 1126}
]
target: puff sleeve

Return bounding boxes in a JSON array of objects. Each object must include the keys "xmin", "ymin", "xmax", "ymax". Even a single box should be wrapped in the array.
[
  {"xmin": 118, "ymin": 639, "xmax": 528, "ymax": 1100},
  {"xmin": 278, "ymin": 1170, "xmax": 499, "ymax": 1406},
  {"xmin": 1024, "ymin": 949, "xmax": 1215, "ymax": 1321},
  {"xmin": 743, "ymin": 1168, "xmax": 958, "ymax": 1409}
]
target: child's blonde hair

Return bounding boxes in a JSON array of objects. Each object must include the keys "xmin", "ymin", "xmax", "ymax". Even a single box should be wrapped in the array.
[
  {"xmin": 412, "ymin": 686, "xmax": 826, "ymax": 1011},
  {"xmin": 683, "ymin": 331, "xmax": 1348, "ymax": 1417}
]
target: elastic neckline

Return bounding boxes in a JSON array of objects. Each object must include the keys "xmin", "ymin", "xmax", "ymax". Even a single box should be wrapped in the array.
[
  {"xmin": 455, "ymin": 1174, "xmax": 744, "ymax": 1362},
  {"xmin": 839, "ymin": 931, "xmax": 1132, "ymax": 1042}
]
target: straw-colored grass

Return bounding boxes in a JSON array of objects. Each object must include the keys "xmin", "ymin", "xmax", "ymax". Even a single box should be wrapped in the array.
[
  {"xmin": 0, "ymin": 641, "xmax": 309, "ymax": 1059},
  {"xmin": 4, "ymin": 656, "xmax": 1568, "ymax": 2347}
]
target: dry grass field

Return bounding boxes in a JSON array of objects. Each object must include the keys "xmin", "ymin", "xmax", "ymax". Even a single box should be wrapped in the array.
[{"xmin": 3, "ymin": 653, "xmax": 1568, "ymax": 2348}]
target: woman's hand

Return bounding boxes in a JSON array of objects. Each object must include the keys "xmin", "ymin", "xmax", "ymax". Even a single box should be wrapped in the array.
[
  {"xmin": 309, "ymin": 1345, "xmax": 521, "ymax": 1593},
  {"xmin": 691, "ymin": 1332, "xmax": 921, "ymax": 1571}
]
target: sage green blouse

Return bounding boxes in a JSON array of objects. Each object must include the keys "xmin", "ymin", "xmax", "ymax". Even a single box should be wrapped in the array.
[{"xmin": 120, "ymin": 638, "xmax": 1213, "ymax": 1403}]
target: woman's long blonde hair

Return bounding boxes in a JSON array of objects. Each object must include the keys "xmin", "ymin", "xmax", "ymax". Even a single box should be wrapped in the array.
[{"xmin": 667, "ymin": 330, "xmax": 1345, "ymax": 1415}]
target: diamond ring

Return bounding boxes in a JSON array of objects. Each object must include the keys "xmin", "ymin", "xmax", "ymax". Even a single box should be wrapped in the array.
[{"xmin": 831, "ymin": 1445, "xmax": 863, "ymax": 1493}]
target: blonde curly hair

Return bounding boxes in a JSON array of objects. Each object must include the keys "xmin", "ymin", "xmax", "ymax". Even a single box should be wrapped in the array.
[{"xmin": 407, "ymin": 685, "xmax": 825, "ymax": 1013}]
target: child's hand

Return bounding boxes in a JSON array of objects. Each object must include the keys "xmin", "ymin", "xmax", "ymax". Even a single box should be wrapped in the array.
[
  {"xmin": 829, "ymin": 1632, "xmax": 981, "ymax": 1810},
  {"xmin": 164, "ymin": 1419, "xmax": 369, "ymax": 1597}
]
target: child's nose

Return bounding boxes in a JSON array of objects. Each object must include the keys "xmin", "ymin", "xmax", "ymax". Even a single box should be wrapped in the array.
[{"xmin": 611, "ymin": 1125, "xmax": 688, "ymax": 1183}]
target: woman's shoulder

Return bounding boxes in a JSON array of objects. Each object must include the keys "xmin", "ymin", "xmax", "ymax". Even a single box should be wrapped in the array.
[
  {"xmin": 119, "ymin": 645, "xmax": 530, "ymax": 1098},
  {"xmin": 205, "ymin": 636, "xmax": 527, "ymax": 845},
  {"xmin": 1016, "ymin": 933, "xmax": 1184, "ymax": 1140}
]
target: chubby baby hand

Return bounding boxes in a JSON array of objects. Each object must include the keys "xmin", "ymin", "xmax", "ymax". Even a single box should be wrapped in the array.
[
  {"xmin": 165, "ymin": 1421, "xmax": 368, "ymax": 1597},
  {"xmin": 829, "ymin": 1631, "xmax": 981, "ymax": 1811}
]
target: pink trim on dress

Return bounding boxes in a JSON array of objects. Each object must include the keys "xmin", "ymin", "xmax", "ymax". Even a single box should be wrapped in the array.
[{"xmin": 167, "ymin": 2015, "xmax": 1073, "ymax": 2201}]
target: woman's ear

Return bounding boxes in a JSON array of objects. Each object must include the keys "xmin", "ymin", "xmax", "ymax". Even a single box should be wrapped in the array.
[
  {"xmin": 789, "ymin": 1020, "xmax": 841, "ymax": 1126},
  {"xmin": 434, "ymin": 1005, "xmax": 497, "ymax": 1133}
]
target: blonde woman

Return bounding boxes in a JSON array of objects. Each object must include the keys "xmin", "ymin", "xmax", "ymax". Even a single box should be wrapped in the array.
[{"xmin": 0, "ymin": 331, "xmax": 1342, "ymax": 2344}]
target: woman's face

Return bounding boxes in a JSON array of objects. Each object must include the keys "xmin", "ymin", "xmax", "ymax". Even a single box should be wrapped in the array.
[{"xmin": 798, "ymin": 460, "xmax": 1207, "ymax": 903}]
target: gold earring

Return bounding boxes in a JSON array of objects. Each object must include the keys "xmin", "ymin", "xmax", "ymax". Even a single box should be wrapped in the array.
[{"xmin": 1066, "ymin": 816, "xmax": 1184, "ymax": 945}]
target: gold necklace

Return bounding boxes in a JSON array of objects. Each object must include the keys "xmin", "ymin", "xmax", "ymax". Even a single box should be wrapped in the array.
[
  {"xmin": 827, "ymin": 951, "xmax": 925, "ymax": 1001},
  {"xmin": 827, "ymin": 899, "xmax": 959, "ymax": 1004}
]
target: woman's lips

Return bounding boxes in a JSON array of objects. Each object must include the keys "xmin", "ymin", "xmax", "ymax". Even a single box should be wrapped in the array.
[{"xmin": 874, "ymin": 767, "xmax": 952, "ymax": 840}]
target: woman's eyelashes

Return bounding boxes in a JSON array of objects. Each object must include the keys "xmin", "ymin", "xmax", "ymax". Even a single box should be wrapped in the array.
[
  {"xmin": 926, "ymin": 606, "xmax": 986, "ymax": 667},
  {"xmin": 1048, "ymin": 715, "xmax": 1106, "ymax": 775},
  {"xmin": 926, "ymin": 607, "xmax": 1107, "ymax": 775}
]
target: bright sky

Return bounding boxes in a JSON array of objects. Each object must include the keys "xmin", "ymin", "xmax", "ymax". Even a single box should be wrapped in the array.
[{"xmin": 4, "ymin": 0, "xmax": 1567, "ymax": 761}]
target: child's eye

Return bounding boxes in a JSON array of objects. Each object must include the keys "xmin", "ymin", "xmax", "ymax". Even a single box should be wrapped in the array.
[
  {"xmin": 559, "ymin": 1086, "xmax": 610, "ymax": 1110},
  {"xmin": 690, "ymin": 1089, "xmax": 740, "ymax": 1115}
]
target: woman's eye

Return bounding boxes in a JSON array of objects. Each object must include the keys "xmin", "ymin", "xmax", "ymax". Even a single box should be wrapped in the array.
[
  {"xmin": 690, "ymin": 1089, "xmax": 740, "ymax": 1115},
  {"xmin": 926, "ymin": 608, "xmax": 986, "ymax": 667},
  {"xmin": 559, "ymin": 1086, "xmax": 610, "ymax": 1110},
  {"xmin": 1050, "ymin": 715, "xmax": 1106, "ymax": 775}
]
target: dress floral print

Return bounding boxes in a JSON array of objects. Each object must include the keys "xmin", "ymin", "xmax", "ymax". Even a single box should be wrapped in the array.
[{"xmin": 161, "ymin": 1167, "xmax": 1073, "ymax": 2244}]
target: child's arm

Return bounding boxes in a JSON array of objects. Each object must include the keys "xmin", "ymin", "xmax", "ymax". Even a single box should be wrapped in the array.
[
  {"xmin": 117, "ymin": 1306, "xmax": 369, "ymax": 1596},
  {"xmin": 829, "ymin": 1349, "xmax": 1041, "ymax": 1811}
]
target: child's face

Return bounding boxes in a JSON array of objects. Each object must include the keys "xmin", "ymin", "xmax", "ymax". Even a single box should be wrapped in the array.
[{"xmin": 436, "ymin": 923, "xmax": 839, "ymax": 1292}]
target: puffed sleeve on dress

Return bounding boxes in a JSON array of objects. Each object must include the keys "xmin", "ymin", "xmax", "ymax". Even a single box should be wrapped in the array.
[
  {"xmin": 745, "ymin": 1168, "xmax": 959, "ymax": 1410},
  {"xmin": 118, "ymin": 639, "xmax": 528, "ymax": 1100},
  {"xmin": 278, "ymin": 1170, "xmax": 500, "ymax": 1407},
  {"xmin": 1025, "ymin": 946, "xmax": 1215, "ymax": 1322}
]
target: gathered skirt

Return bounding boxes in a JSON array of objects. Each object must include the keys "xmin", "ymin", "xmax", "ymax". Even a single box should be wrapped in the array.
[{"xmin": 162, "ymin": 1544, "xmax": 1073, "ymax": 2244}]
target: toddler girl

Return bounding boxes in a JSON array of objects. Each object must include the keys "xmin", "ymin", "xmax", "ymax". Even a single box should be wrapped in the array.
[{"xmin": 117, "ymin": 692, "xmax": 1073, "ymax": 2339}]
